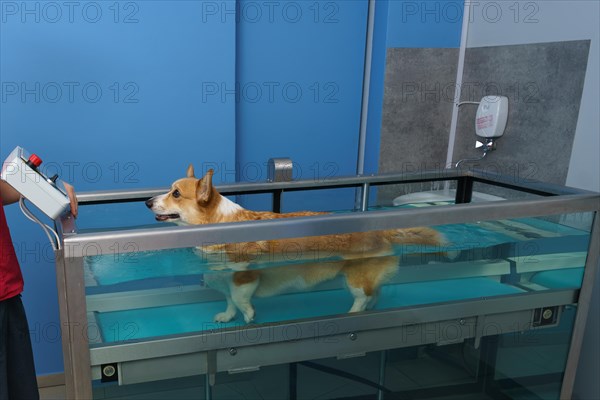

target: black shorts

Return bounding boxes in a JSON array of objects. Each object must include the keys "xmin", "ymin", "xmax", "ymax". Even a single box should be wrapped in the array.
[{"xmin": 0, "ymin": 295, "xmax": 39, "ymax": 400}]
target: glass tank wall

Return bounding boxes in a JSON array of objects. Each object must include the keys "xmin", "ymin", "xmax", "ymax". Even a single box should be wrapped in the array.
[
  {"xmin": 82, "ymin": 211, "xmax": 591, "ymax": 344},
  {"xmin": 55, "ymin": 170, "xmax": 599, "ymax": 399}
]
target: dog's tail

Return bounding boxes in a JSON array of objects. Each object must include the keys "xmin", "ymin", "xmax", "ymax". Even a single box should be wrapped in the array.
[
  {"xmin": 386, "ymin": 227, "xmax": 459, "ymax": 259},
  {"xmin": 387, "ymin": 227, "xmax": 443, "ymax": 246}
]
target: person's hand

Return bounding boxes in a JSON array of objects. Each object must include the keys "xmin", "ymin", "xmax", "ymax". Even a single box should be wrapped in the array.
[
  {"xmin": 0, "ymin": 180, "xmax": 21, "ymax": 205},
  {"xmin": 63, "ymin": 182, "xmax": 78, "ymax": 218}
]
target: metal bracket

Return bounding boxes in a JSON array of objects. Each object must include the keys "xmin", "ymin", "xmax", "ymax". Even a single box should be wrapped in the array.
[
  {"xmin": 268, "ymin": 157, "xmax": 293, "ymax": 213},
  {"xmin": 206, "ymin": 350, "xmax": 217, "ymax": 386},
  {"xmin": 474, "ymin": 315, "xmax": 485, "ymax": 349},
  {"xmin": 204, "ymin": 350, "xmax": 217, "ymax": 400},
  {"xmin": 228, "ymin": 366, "xmax": 261, "ymax": 374},
  {"xmin": 337, "ymin": 352, "xmax": 367, "ymax": 360},
  {"xmin": 267, "ymin": 157, "xmax": 293, "ymax": 182}
]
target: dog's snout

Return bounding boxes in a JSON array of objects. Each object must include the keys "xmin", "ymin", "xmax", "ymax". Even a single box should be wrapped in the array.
[{"xmin": 145, "ymin": 198, "xmax": 154, "ymax": 209}]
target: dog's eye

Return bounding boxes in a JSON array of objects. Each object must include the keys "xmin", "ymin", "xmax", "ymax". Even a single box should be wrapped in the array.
[{"xmin": 172, "ymin": 190, "xmax": 181, "ymax": 198}]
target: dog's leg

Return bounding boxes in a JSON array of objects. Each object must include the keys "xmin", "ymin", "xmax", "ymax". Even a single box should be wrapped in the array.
[
  {"xmin": 205, "ymin": 272, "xmax": 239, "ymax": 322},
  {"xmin": 366, "ymin": 289, "xmax": 380, "ymax": 310},
  {"xmin": 343, "ymin": 256, "xmax": 399, "ymax": 314},
  {"xmin": 348, "ymin": 286, "xmax": 372, "ymax": 313},
  {"xmin": 214, "ymin": 295, "xmax": 237, "ymax": 323},
  {"xmin": 230, "ymin": 271, "xmax": 260, "ymax": 323},
  {"xmin": 231, "ymin": 282, "xmax": 258, "ymax": 323}
]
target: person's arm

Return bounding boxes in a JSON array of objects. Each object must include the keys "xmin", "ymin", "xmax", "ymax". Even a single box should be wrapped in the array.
[
  {"xmin": 63, "ymin": 182, "xmax": 78, "ymax": 218},
  {"xmin": 0, "ymin": 180, "xmax": 21, "ymax": 205},
  {"xmin": 0, "ymin": 179, "xmax": 78, "ymax": 217}
]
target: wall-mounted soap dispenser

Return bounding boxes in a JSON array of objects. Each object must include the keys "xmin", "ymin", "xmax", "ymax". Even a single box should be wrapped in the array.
[
  {"xmin": 474, "ymin": 95, "xmax": 508, "ymax": 151},
  {"xmin": 455, "ymin": 95, "xmax": 509, "ymax": 167}
]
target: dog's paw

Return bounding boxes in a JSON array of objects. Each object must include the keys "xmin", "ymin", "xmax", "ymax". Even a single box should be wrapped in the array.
[
  {"xmin": 438, "ymin": 233, "xmax": 461, "ymax": 260},
  {"xmin": 242, "ymin": 310, "xmax": 255, "ymax": 324},
  {"xmin": 445, "ymin": 249, "xmax": 461, "ymax": 260},
  {"xmin": 214, "ymin": 312, "xmax": 235, "ymax": 323},
  {"xmin": 230, "ymin": 262, "xmax": 250, "ymax": 271}
]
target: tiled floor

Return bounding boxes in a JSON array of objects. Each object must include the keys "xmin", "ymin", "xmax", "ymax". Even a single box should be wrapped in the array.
[{"xmin": 39, "ymin": 341, "xmax": 566, "ymax": 400}]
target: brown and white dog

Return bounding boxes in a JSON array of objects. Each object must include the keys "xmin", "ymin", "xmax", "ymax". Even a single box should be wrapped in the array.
[{"xmin": 146, "ymin": 165, "xmax": 447, "ymax": 323}]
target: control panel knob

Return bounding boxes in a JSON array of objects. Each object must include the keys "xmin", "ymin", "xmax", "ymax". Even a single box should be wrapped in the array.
[{"xmin": 26, "ymin": 154, "xmax": 43, "ymax": 169}]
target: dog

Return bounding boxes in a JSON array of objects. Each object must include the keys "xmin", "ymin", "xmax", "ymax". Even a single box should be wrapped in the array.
[{"xmin": 146, "ymin": 165, "xmax": 448, "ymax": 323}]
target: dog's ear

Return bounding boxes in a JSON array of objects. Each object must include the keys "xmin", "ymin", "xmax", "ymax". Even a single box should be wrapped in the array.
[
  {"xmin": 196, "ymin": 169, "xmax": 214, "ymax": 204},
  {"xmin": 186, "ymin": 164, "xmax": 195, "ymax": 178}
]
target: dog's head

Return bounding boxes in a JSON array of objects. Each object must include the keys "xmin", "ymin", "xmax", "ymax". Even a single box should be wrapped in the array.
[{"xmin": 145, "ymin": 165, "xmax": 224, "ymax": 225}]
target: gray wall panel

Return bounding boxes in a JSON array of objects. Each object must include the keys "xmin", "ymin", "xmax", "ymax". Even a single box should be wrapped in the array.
[
  {"xmin": 378, "ymin": 48, "xmax": 459, "ymax": 204},
  {"xmin": 454, "ymin": 40, "xmax": 591, "ymax": 186},
  {"xmin": 378, "ymin": 41, "xmax": 590, "ymax": 204}
]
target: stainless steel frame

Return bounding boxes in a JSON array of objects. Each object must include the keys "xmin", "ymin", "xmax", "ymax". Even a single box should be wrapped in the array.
[{"xmin": 53, "ymin": 169, "xmax": 600, "ymax": 399}]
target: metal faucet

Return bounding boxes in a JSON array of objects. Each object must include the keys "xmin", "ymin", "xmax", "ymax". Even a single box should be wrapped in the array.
[{"xmin": 455, "ymin": 138, "xmax": 498, "ymax": 168}]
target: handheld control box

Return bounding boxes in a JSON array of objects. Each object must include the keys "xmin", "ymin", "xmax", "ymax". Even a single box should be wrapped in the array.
[{"xmin": 1, "ymin": 146, "xmax": 70, "ymax": 219}]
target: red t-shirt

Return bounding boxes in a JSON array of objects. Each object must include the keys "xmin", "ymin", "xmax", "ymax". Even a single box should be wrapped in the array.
[{"xmin": 0, "ymin": 192, "xmax": 23, "ymax": 301}]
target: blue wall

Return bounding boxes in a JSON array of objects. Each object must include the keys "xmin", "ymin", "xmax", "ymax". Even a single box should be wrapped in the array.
[
  {"xmin": 387, "ymin": 0, "xmax": 462, "ymax": 48},
  {"xmin": 364, "ymin": 0, "xmax": 463, "ymax": 177},
  {"xmin": 0, "ymin": 0, "xmax": 464, "ymax": 376},
  {"xmin": 235, "ymin": 0, "xmax": 368, "ymax": 212},
  {"xmin": 1, "ymin": 0, "xmax": 236, "ymax": 374}
]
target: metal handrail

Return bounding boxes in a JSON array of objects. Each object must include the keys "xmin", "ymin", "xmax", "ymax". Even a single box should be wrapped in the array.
[
  {"xmin": 75, "ymin": 169, "xmax": 461, "ymax": 204},
  {"xmin": 74, "ymin": 169, "xmax": 591, "ymax": 205},
  {"xmin": 62, "ymin": 193, "xmax": 599, "ymax": 258}
]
